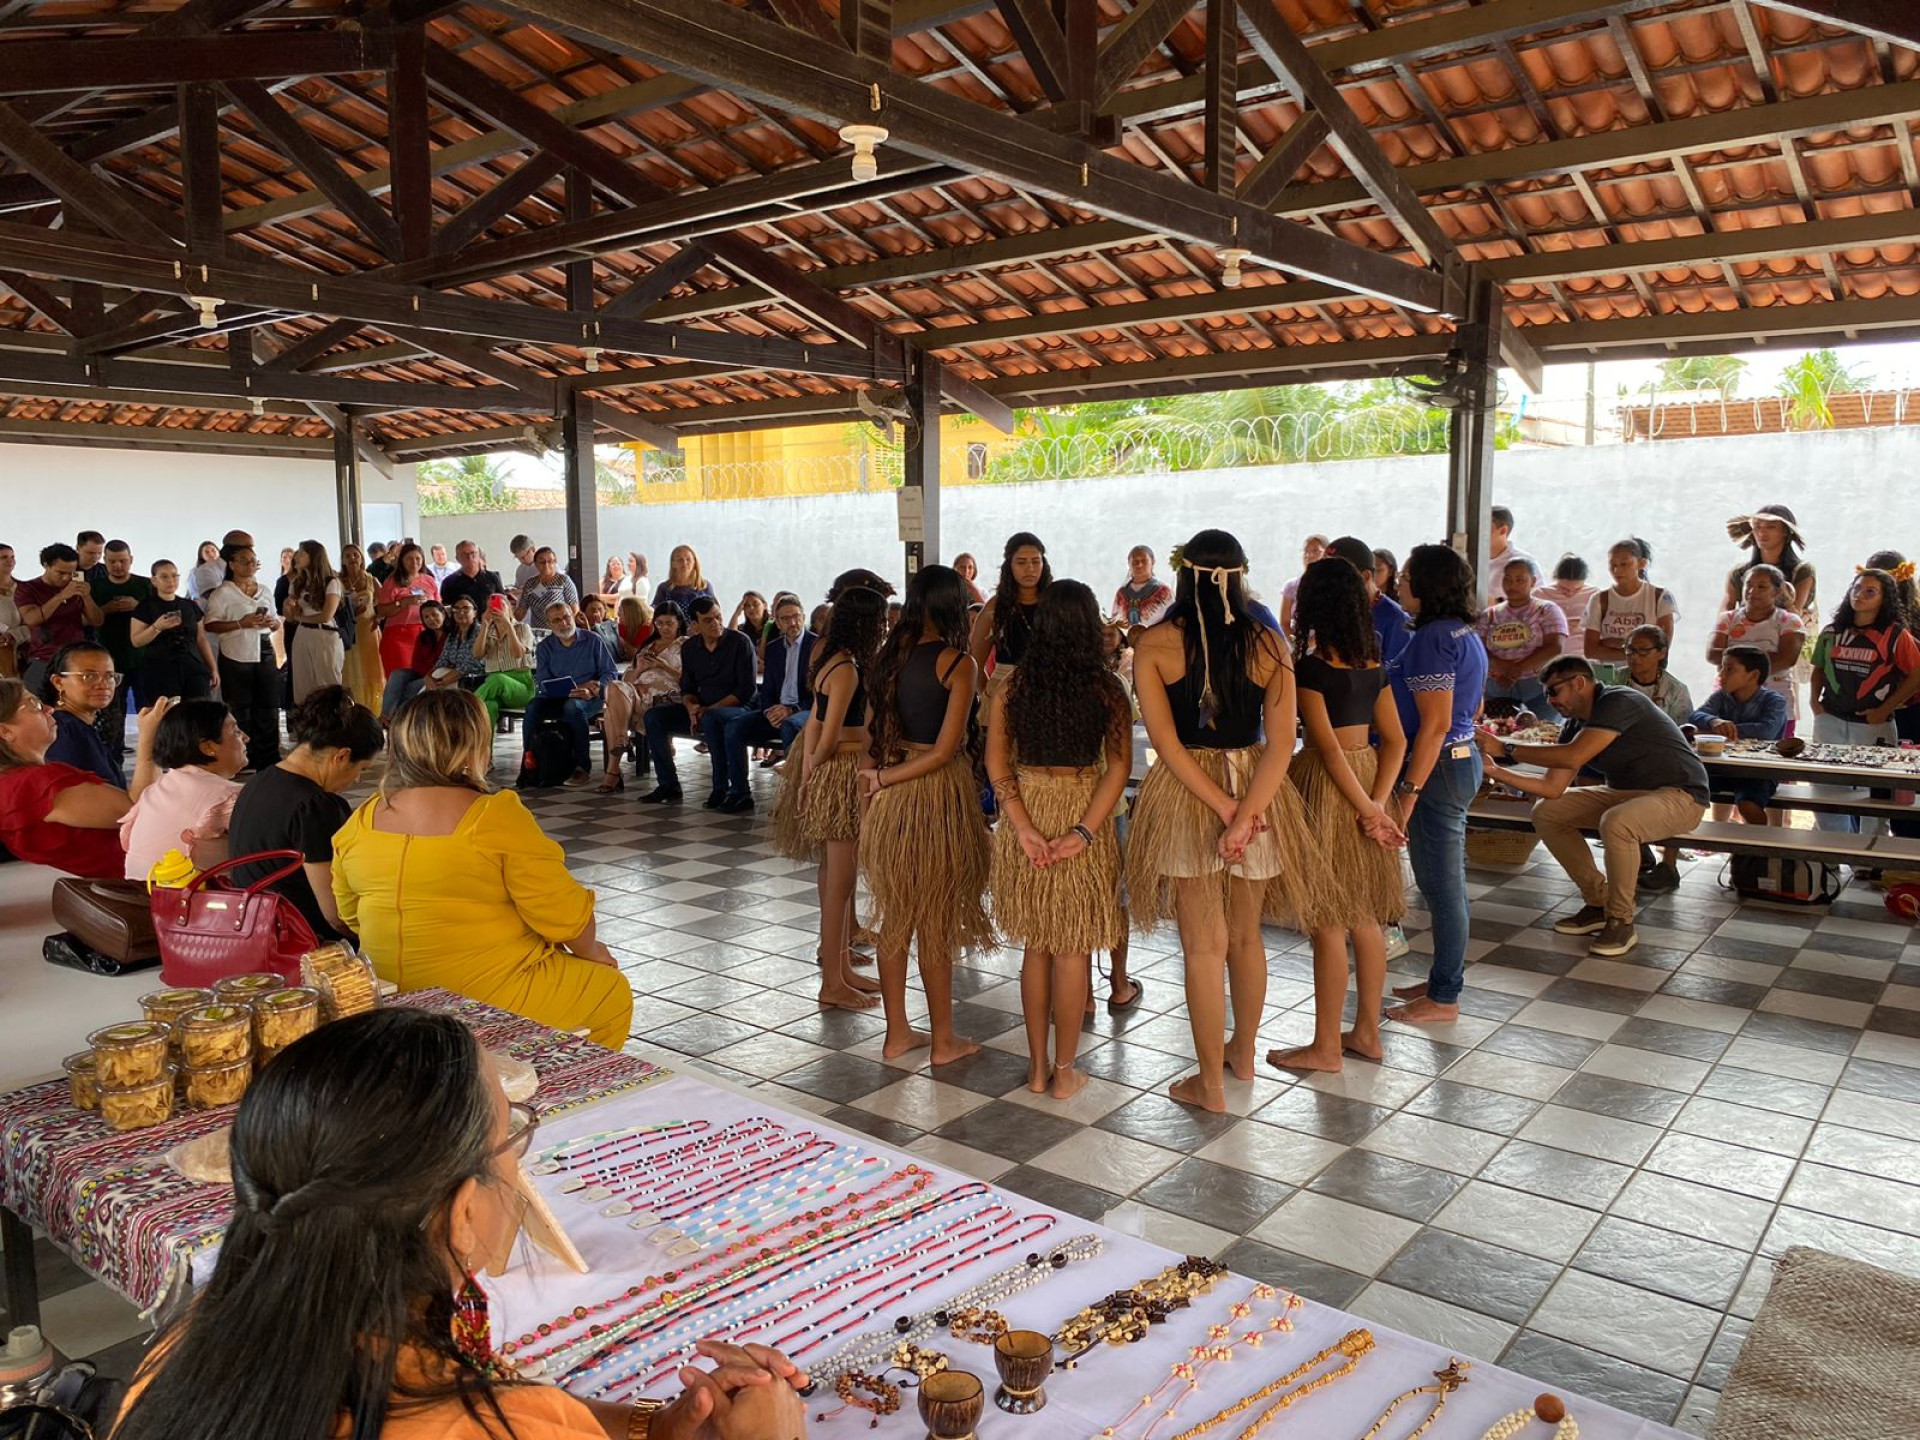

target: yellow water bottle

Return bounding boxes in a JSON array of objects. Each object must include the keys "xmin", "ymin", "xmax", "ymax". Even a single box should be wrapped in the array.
[{"xmin": 148, "ymin": 848, "xmax": 201, "ymax": 893}]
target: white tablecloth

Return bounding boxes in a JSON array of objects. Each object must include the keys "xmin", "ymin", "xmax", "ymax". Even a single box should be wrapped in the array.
[{"xmin": 488, "ymin": 1069, "xmax": 1683, "ymax": 1440}]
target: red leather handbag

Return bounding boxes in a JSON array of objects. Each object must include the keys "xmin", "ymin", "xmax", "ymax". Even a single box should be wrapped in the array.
[{"xmin": 150, "ymin": 850, "xmax": 321, "ymax": 987}]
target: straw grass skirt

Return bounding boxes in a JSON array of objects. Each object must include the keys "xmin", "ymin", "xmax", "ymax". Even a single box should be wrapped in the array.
[
  {"xmin": 861, "ymin": 754, "xmax": 994, "ymax": 959},
  {"xmin": 1125, "ymin": 744, "xmax": 1332, "ymax": 932},
  {"xmin": 990, "ymin": 768, "xmax": 1124, "ymax": 955},
  {"xmin": 772, "ymin": 749, "xmax": 863, "ymax": 860},
  {"xmin": 1289, "ymin": 745, "xmax": 1406, "ymax": 929}
]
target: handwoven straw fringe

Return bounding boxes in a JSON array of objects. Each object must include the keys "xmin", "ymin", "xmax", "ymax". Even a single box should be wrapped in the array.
[
  {"xmin": 1125, "ymin": 744, "xmax": 1334, "ymax": 932},
  {"xmin": 989, "ymin": 768, "xmax": 1124, "ymax": 955},
  {"xmin": 860, "ymin": 754, "xmax": 995, "ymax": 961},
  {"xmin": 1289, "ymin": 745, "xmax": 1406, "ymax": 929}
]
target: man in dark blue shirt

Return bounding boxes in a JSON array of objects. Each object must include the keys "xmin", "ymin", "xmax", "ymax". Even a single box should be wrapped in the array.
[
  {"xmin": 1689, "ymin": 646, "xmax": 1789, "ymax": 821},
  {"xmin": 525, "ymin": 600, "xmax": 618, "ymax": 786},
  {"xmin": 642, "ymin": 596, "xmax": 757, "ymax": 806},
  {"xmin": 709, "ymin": 595, "xmax": 815, "ymax": 814}
]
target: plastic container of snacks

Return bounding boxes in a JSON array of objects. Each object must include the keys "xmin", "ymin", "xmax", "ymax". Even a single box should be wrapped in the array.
[
  {"xmin": 176, "ymin": 1005, "xmax": 253, "ymax": 1068},
  {"xmin": 301, "ymin": 943, "xmax": 378, "ymax": 1020},
  {"xmin": 87, "ymin": 1021, "xmax": 171, "ymax": 1088},
  {"xmin": 183, "ymin": 1059, "xmax": 252, "ymax": 1110},
  {"xmin": 213, "ymin": 973, "xmax": 286, "ymax": 1003},
  {"xmin": 63, "ymin": 1051, "xmax": 100, "ymax": 1111},
  {"xmin": 139, "ymin": 987, "xmax": 214, "ymax": 1035},
  {"xmin": 100, "ymin": 1067, "xmax": 178, "ymax": 1131},
  {"xmin": 252, "ymin": 987, "xmax": 320, "ymax": 1051}
]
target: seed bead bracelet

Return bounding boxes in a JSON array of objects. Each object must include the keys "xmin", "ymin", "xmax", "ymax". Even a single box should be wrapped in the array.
[
  {"xmin": 502, "ymin": 1164, "xmax": 932, "ymax": 1363},
  {"xmin": 528, "ymin": 1118, "xmax": 711, "ymax": 1172},
  {"xmin": 1354, "ymin": 1360, "xmax": 1471, "ymax": 1440},
  {"xmin": 585, "ymin": 1198, "xmax": 1027, "ymax": 1400},
  {"xmin": 816, "ymin": 1372, "xmax": 901, "ymax": 1430},
  {"xmin": 518, "ymin": 1175, "xmax": 960, "ymax": 1374},
  {"xmin": 609, "ymin": 1208, "xmax": 1054, "ymax": 1402},
  {"xmin": 582, "ymin": 1136, "xmax": 836, "ymax": 1217},
  {"xmin": 1478, "ymin": 1395, "xmax": 1577, "ymax": 1440},
  {"xmin": 809, "ymin": 1233, "xmax": 1104, "ymax": 1384},
  {"xmin": 545, "ymin": 1183, "xmax": 999, "ymax": 1383},
  {"xmin": 1168, "ymin": 1328, "xmax": 1375, "ymax": 1440},
  {"xmin": 561, "ymin": 1128, "xmax": 802, "ymax": 1194},
  {"xmin": 542, "ymin": 1117, "xmax": 788, "ymax": 1185},
  {"xmin": 639, "ymin": 1154, "xmax": 886, "ymax": 1252}
]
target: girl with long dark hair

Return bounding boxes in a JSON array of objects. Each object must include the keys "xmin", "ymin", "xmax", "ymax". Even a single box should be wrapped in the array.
[
  {"xmin": 861, "ymin": 564, "xmax": 993, "ymax": 1063},
  {"xmin": 1808, "ymin": 566, "xmax": 1920, "ymax": 835},
  {"xmin": 1269, "ymin": 559, "xmax": 1408, "ymax": 1074},
  {"xmin": 775, "ymin": 583, "xmax": 888, "ymax": 1011},
  {"xmin": 987, "ymin": 580, "xmax": 1131, "ymax": 1100},
  {"xmin": 1385, "ymin": 544, "xmax": 1488, "ymax": 1026},
  {"xmin": 110, "ymin": 1008, "xmax": 807, "ymax": 1440},
  {"xmin": 1724, "ymin": 503, "xmax": 1815, "ymax": 617},
  {"xmin": 1583, "ymin": 536, "xmax": 1675, "ymax": 685},
  {"xmin": 1128, "ymin": 529, "xmax": 1330, "ymax": 1112},
  {"xmin": 967, "ymin": 531, "xmax": 1051, "ymax": 697},
  {"xmin": 284, "ymin": 539, "xmax": 345, "ymax": 704}
]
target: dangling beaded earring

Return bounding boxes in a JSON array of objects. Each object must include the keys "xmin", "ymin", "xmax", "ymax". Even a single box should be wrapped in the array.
[{"xmin": 452, "ymin": 1270, "xmax": 516, "ymax": 1379}]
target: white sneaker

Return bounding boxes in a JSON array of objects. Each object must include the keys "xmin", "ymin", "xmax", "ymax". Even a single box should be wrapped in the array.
[
  {"xmin": 563, "ymin": 769, "xmax": 592, "ymax": 788},
  {"xmin": 1384, "ymin": 926, "xmax": 1410, "ymax": 961}
]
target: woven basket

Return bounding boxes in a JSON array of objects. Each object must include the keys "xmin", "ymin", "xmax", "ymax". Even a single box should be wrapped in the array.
[{"xmin": 1465, "ymin": 828, "xmax": 1537, "ymax": 867}]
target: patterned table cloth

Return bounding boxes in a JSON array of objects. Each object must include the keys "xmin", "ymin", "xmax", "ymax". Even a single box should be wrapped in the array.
[{"xmin": 0, "ymin": 990, "xmax": 670, "ymax": 1317}]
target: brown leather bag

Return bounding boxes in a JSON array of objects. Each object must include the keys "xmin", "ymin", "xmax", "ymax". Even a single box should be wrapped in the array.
[{"xmin": 51, "ymin": 877, "xmax": 161, "ymax": 964}]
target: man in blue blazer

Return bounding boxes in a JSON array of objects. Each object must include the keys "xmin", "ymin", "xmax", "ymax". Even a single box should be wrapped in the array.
[{"xmin": 709, "ymin": 594, "xmax": 815, "ymax": 814}]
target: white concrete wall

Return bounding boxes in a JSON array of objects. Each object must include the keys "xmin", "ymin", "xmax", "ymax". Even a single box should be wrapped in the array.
[
  {"xmin": 0, "ymin": 443, "xmax": 418, "ymax": 569},
  {"xmin": 419, "ymin": 427, "xmax": 1920, "ymax": 699}
]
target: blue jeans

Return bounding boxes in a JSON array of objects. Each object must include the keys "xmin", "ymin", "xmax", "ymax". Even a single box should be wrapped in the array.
[
  {"xmin": 644, "ymin": 703, "xmax": 696, "ymax": 790},
  {"xmin": 1406, "ymin": 745, "xmax": 1482, "ymax": 1005},
  {"xmin": 525, "ymin": 694, "xmax": 603, "ymax": 774},
  {"xmin": 1484, "ymin": 674, "xmax": 1558, "ymax": 722},
  {"xmin": 1812, "ymin": 712, "xmax": 1896, "ymax": 836},
  {"xmin": 1711, "ymin": 779, "xmax": 1777, "ymax": 811},
  {"xmin": 383, "ymin": 668, "xmax": 425, "ymax": 718},
  {"xmin": 711, "ymin": 706, "xmax": 809, "ymax": 799}
]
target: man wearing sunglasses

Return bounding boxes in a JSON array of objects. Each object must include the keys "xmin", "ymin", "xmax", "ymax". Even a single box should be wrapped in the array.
[{"xmin": 1476, "ymin": 655, "xmax": 1708, "ymax": 957}]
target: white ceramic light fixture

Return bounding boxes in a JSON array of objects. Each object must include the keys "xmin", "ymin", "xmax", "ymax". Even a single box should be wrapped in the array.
[
  {"xmin": 1218, "ymin": 248, "xmax": 1251, "ymax": 288},
  {"xmin": 838, "ymin": 123, "xmax": 890, "ymax": 182},
  {"xmin": 582, "ymin": 346, "xmax": 604, "ymax": 373},
  {"xmin": 187, "ymin": 295, "xmax": 222, "ymax": 328}
]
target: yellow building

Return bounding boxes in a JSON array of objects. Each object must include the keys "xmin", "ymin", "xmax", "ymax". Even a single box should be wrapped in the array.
[{"xmin": 622, "ymin": 413, "xmax": 1015, "ymax": 504}]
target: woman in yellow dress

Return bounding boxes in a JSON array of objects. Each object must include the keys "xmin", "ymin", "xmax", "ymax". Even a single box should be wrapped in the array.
[
  {"xmin": 337, "ymin": 543, "xmax": 385, "ymax": 714},
  {"xmin": 330, "ymin": 687, "xmax": 633, "ymax": 1047}
]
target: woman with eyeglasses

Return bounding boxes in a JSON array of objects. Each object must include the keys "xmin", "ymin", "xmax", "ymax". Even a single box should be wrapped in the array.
[
  {"xmin": 109, "ymin": 1008, "xmax": 809, "ymax": 1440},
  {"xmin": 0, "ymin": 678, "xmax": 168, "ymax": 877},
  {"xmin": 332, "ymin": 689, "xmax": 634, "ymax": 1048},
  {"xmin": 42, "ymin": 639, "xmax": 135, "ymax": 785}
]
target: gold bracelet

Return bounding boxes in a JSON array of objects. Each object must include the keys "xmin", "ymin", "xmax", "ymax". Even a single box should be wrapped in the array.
[{"xmin": 625, "ymin": 1398, "xmax": 665, "ymax": 1440}]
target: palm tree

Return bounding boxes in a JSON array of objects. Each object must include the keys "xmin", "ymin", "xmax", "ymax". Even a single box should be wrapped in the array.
[
  {"xmin": 1656, "ymin": 355, "xmax": 1748, "ymax": 397},
  {"xmin": 1777, "ymin": 348, "xmax": 1872, "ymax": 430}
]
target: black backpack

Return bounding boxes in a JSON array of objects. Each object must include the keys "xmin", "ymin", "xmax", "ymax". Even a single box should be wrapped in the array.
[{"xmin": 517, "ymin": 717, "xmax": 575, "ymax": 789}]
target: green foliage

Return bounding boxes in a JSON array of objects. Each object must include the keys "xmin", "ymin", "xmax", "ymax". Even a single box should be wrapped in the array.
[
  {"xmin": 1777, "ymin": 348, "xmax": 1872, "ymax": 430},
  {"xmin": 417, "ymin": 454, "xmax": 514, "ymax": 515},
  {"xmin": 1655, "ymin": 355, "xmax": 1749, "ymax": 397}
]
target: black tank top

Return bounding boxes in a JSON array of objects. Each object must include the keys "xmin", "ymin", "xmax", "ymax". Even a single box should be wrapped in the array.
[
  {"xmin": 897, "ymin": 642, "xmax": 954, "ymax": 744},
  {"xmin": 811, "ymin": 657, "xmax": 867, "ymax": 726},
  {"xmin": 994, "ymin": 600, "xmax": 1037, "ymax": 666},
  {"xmin": 1165, "ymin": 663, "xmax": 1264, "ymax": 749},
  {"xmin": 1297, "ymin": 654, "xmax": 1384, "ymax": 728}
]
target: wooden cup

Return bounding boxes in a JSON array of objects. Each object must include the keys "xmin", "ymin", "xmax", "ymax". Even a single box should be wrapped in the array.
[
  {"xmin": 918, "ymin": 1368, "xmax": 985, "ymax": 1439},
  {"xmin": 991, "ymin": 1329, "xmax": 1054, "ymax": 1415}
]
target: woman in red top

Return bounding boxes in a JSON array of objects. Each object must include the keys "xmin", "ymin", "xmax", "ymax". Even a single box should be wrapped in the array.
[
  {"xmin": 374, "ymin": 543, "xmax": 440, "ymax": 696},
  {"xmin": 1809, "ymin": 566, "xmax": 1920, "ymax": 836},
  {"xmin": 0, "ymin": 678, "xmax": 166, "ymax": 877}
]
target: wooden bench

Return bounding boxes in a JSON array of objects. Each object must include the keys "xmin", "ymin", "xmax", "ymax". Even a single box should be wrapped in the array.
[
  {"xmin": 1468, "ymin": 795, "xmax": 1920, "ymax": 867},
  {"xmin": 1764, "ymin": 783, "xmax": 1920, "ymax": 824}
]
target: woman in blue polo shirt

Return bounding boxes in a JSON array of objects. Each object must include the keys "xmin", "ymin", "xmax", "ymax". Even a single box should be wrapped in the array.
[{"xmin": 1385, "ymin": 544, "xmax": 1488, "ymax": 1024}]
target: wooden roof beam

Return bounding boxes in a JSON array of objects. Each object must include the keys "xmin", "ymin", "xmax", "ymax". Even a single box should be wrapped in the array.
[
  {"xmin": 503, "ymin": 0, "xmax": 1447, "ymax": 313},
  {"xmin": 0, "ymin": 31, "xmax": 394, "ymax": 97},
  {"xmin": 0, "ymin": 219, "xmax": 905, "ymax": 381},
  {"xmin": 0, "ymin": 416, "xmax": 335, "ymax": 456}
]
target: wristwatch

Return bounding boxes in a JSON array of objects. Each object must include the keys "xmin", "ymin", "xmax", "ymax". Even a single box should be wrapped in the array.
[
  {"xmin": 1393, "ymin": 778, "xmax": 1423, "ymax": 799},
  {"xmin": 626, "ymin": 1398, "xmax": 666, "ymax": 1439}
]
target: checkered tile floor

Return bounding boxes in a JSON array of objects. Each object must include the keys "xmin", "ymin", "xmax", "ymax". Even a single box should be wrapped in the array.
[{"xmin": 13, "ymin": 735, "xmax": 1920, "ymax": 1433}]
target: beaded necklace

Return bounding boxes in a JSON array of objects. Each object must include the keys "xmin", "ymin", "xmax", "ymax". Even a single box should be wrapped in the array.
[
  {"xmin": 1055, "ymin": 1255, "xmax": 1230, "ymax": 1366},
  {"xmin": 602, "ymin": 1207, "xmax": 1058, "ymax": 1403},
  {"xmin": 1094, "ymin": 1283, "xmax": 1301, "ymax": 1440},
  {"xmin": 1478, "ymin": 1397, "xmax": 1576, "ymax": 1440},
  {"xmin": 1354, "ymin": 1361, "xmax": 1471, "ymax": 1440},
  {"xmin": 528, "ymin": 1118, "xmax": 711, "ymax": 1173},
  {"xmin": 501, "ymin": 1163, "xmax": 931, "ymax": 1365},
  {"xmin": 1169, "ymin": 1328, "xmax": 1375, "ymax": 1440},
  {"xmin": 520, "ymin": 1182, "xmax": 994, "ymax": 1379},
  {"xmin": 809, "ymin": 1233, "xmax": 1104, "ymax": 1384}
]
